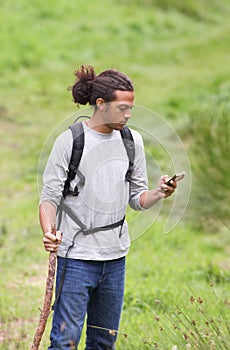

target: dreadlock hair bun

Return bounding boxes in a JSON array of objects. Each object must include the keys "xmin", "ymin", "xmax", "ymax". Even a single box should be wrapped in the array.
[
  {"xmin": 69, "ymin": 65, "xmax": 134, "ymax": 106},
  {"xmin": 71, "ymin": 65, "xmax": 96, "ymax": 105}
]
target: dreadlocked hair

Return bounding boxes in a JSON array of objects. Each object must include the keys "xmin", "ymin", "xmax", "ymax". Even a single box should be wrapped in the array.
[{"xmin": 69, "ymin": 65, "xmax": 134, "ymax": 106}]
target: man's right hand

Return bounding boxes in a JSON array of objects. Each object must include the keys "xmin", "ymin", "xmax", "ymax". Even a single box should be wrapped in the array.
[{"xmin": 43, "ymin": 231, "xmax": 62, "ymax": 252}]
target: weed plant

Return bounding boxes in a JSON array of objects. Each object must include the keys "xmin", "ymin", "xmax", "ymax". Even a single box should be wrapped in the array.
[
  {"xmin": 115, "ymin": 283, "xmax": 230, "ymax": 349},
  {"xmin": 151, "ymin": 284, "xmax": 230, "ymax": 349}
]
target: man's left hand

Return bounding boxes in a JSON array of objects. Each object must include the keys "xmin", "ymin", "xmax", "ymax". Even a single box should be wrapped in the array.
[{"xmin": 158, "ymin": 175, "xmax": 177, "ymax": 198}]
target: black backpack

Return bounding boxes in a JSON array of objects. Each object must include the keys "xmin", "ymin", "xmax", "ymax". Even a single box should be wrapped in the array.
[{"xmin": 62, "ymin": 118, "xmax": 135, "ymax": 199}]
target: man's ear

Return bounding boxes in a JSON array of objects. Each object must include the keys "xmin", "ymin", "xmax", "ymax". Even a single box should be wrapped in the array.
[{"xmin": 96, "ymin": 98, "xmax": 105, "ymax": 110}]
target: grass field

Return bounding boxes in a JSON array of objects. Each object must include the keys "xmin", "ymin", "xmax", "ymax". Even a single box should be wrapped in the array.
[{"xmin": 0, "ymin": 0, "xmax": 229, "ymax": 348}]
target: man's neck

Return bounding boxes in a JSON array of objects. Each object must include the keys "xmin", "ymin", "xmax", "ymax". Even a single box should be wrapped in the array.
[{"xmin": 85, "ymin": 114, "xmax": 113, "ymax": 134}]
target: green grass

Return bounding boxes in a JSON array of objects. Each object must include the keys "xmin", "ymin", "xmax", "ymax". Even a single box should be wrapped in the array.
[
  {"xmin": 121, "ymin": 223, "xmax": 230, "ymax": 349},
  {"xmin": 187, "ymin": 105, "xmax": 230, "ymax": 231},
  {"xmin": 1, "ymin": 0, "xmax": 230, "ymax": 348},
  {"xmin": 1, "ymin": 221, "xmax": 229, "ymax": 349}
]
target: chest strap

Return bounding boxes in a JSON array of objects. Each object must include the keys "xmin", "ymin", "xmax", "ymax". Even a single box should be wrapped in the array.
[
  {"xmin": 81, "ymin": 217, "xmax": 125, "ymax": 235},
  {"xmin": 58, "ymin": 201, "xmax": 125, "ymax": 237}
]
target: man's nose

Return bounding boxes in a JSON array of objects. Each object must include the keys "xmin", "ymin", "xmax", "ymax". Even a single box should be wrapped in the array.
[{"xmin": 124, "ymin": 109, "xmax": 132, "ymax": 119}]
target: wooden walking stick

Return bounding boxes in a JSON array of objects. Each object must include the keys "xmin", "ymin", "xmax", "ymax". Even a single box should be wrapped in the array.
[{"xmin": 30, "ymin": 225, "xmax": 57, "ymax": 350}]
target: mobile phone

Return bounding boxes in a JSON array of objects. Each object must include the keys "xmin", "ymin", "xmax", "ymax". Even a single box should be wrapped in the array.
[{"xmin": 165, "ymin": 172, "xmax": 185, "ymax": 186}]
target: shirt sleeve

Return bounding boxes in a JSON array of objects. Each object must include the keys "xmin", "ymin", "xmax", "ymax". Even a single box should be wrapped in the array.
[
  {"xmin": 39, "ymin": 129, "xmax": 73, "ymax": 208},
  {"xmin": 128, "ymin": 129, "xmax": 148, "ymax": 211}
]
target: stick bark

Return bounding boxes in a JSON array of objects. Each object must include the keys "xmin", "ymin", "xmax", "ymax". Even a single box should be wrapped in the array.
[{"xmin": 30, "ymin": 225, "xmax": 57, "ymax": 350}]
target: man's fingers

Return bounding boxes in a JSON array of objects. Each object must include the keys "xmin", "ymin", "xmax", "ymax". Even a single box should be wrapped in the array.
[
  {"xmin": 44, "ymin": 231, "xmax": 58, "ymax": 242},
  {"xmin": 42, "ymin": 238, "xmax": 59, "ymax": 251},
  {"xmin": 56, "ymin": 230, "xmax": 62, "ymax": 244},
  {"xmin": 168, "ymin": 180, "xmax": 177, "ymax": 189},
  {"xmin": 44, "ymin": 244, "xmax": 59, "ymax": 252},
  {"xmin": 166, "ymin": 181, "xmax": 177, "ymax": 191},
  {"xmin": 43, "ymin": 231, "xmax": 62, "ymax": 251}
]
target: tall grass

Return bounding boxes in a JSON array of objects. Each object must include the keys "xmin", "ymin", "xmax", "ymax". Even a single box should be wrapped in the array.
[
  {"xmin": 117, "ymin": 284, "xmax": 230, "ymax": 349},
  {"xmin": 187, "ymin": 103, "xmax": 230, "ymax": 231},
  {"xmin": 122, "ymin": 0, "xmax": 230, "ymax": 22}
]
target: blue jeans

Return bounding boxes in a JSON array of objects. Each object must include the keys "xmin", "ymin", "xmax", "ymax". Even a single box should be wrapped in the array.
[{"xmin": 48, "ymin": 256, "xmax": 126, "ymax": 350}]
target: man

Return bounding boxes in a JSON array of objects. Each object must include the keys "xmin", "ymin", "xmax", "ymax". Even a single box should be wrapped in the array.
[{"xmin": 40, "ymin": 65, "xmax": 176, "ymax": 349}]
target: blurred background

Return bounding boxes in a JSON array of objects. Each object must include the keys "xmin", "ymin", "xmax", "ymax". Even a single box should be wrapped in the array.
[{"xmin": 0, "ymin": 0, "xmax": 229, "ymax": 348}]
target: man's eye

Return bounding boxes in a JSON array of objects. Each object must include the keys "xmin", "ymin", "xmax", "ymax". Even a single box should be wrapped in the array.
[{"xmin": 119, "ymin": 106, "xmax": 129, "ymax": 111}]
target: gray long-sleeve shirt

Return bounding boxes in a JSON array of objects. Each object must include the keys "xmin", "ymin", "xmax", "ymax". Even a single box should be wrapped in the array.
[{"xmin": 40, "ymin": 122, "xmax": 148, "ymax": 260}]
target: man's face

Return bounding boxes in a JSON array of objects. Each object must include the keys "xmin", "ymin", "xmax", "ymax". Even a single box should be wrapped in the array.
[{"xmin": 103, "ymin": 90, "xmax": 135, "ymax": 131}]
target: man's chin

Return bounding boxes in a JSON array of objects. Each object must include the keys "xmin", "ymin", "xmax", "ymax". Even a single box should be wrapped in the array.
[
  {"xmin": 107, "ymin": 122, "xmax": 127, "ymax": 131},
  {"xmin": 114, "ymin": 123, "xmax": 127, "ymax": 130}
]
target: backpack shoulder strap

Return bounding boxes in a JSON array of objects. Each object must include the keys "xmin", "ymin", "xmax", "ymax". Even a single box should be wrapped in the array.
[
  {"xmin": 62, "ymin": 121, "xmax": 84, "ymax": 198},
  {"xmin": 120, "ymin": 126, "xmax": 135, "ymax": 182},
  {"xmin": 63, "ymin": 123, "xmax": 135, "ymax": 198}
]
